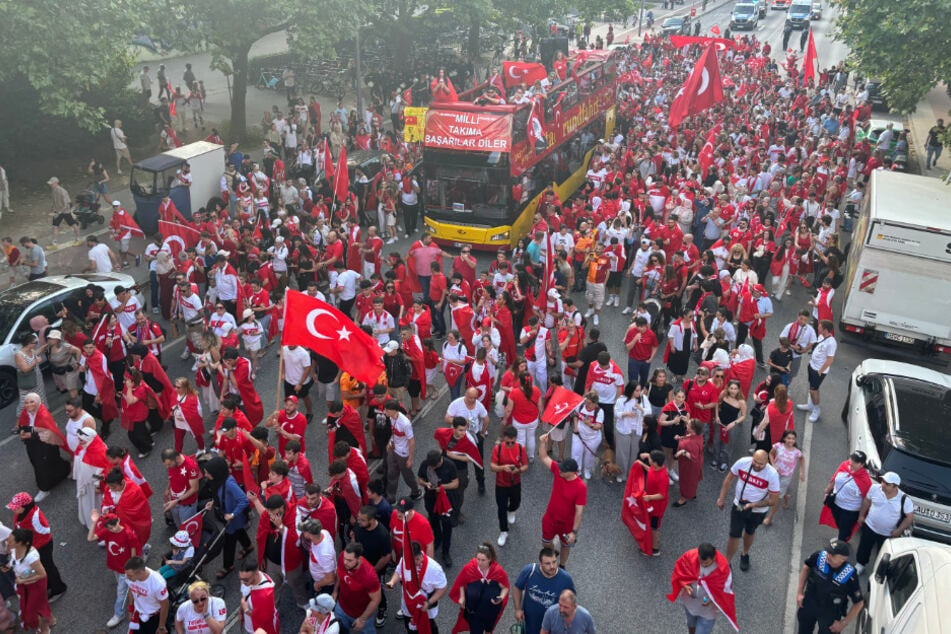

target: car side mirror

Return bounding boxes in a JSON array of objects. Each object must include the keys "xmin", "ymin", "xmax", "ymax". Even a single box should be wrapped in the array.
[
  {"xmin": 856, "ymin": 374, "xmax": 869, "ymax": 388},
  {"xmin": 873, "ymin": 553, "xmax": 891, "ymax": 584}
]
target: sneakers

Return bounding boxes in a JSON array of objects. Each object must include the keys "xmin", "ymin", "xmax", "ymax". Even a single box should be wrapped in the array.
[
  {"xmin": 142, "ymin": 543, "xmax": 152, "ymax": 559},
  {"xmin": 808, "ymin": 408, "xmax": 820, "ymax": 423},
  {"xmin": 652, "ymin": 548, "xmax": 661, "ymax": 557},
  {"xmin": 411, "ymin": 489, "xmax": 424, "ymax": 501},
  {"xmin": 583, "ymin": 470, "xmax": 591, "ymax": 480},
  {"xmin": 507, "ymin": 511, "xmax": 516, "ymax": 525},
  {"xmin": 180, "ymin": 348, "xmax": 192, "ymax": 360},
  {"xmin": 152, "ymin": 306, "xmax": 160, "ymax": 314},
  {"xmin": 106, "ymin": 615, "xmax": 124, "ymax": 628},
  {"xmin": 585, "ymin": 309, "xmax": 595, "ymax": 318},
  {"xmin": 616, "ymin": 476, "xmax": 625, "ymax": 483},
  {"xmin": 593, "ymin": 314, "xmax": 599, "ymax": 326},
  {"xmin": 796, "ymin": 403, "xmax": 812, "ymax": 411},
  {"xmin": 719, "ymin": 463, "xmax": 728, "ymax": 472},
  {"xmin": 622, "ymin": 306, "xmax": 632, "ymax": 314},
  {"xmin": 375, "ymin": 611, "xmax": 386, "ymax": 628},
  {"xmin": 739, "ymin": 553, "xmax": 750, "ymax": 572},
  {"xmin": 34, "ymin": 490, "xmax": 49, "ymax": 503},
  {"xmin": 668, "ymin": 469, "xmax": 680, "ymax": 483},
  {"xmin": 497, "ymin": 531, "xmax": 509, "ymax": 547},
  {"xmin": 855, "ymin": 563, "xmax": 865, "ymax": 575},
  {"xmin": 135, "ymin": 255, "xmax": 141, "ymax": 267}
]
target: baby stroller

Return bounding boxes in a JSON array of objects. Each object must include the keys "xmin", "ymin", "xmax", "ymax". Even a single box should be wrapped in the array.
[
  {"xmin": 73, "ymin": 190, "xmax": 106, "ymax": 229},
  {"xmin": 164, "ymin": 513, "xmax": 227, "ymax": 630}
]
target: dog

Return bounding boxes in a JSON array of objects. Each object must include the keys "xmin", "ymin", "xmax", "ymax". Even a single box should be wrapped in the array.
[{"xmin": 599, "ymin": 448, "xmax": 623, "ymax": 482}]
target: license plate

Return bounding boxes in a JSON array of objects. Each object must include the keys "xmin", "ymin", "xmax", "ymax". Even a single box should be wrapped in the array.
[
  {"xmin": 453, "ymin": 242, "xmax": 467, "ymax": 248},
  {"xmin": 884, "ymin": 332, "xmax": 916, "ymax": 345},
  {"xmin": 914, "ymin": 505, "xmax": 951, "ymax": 524}
]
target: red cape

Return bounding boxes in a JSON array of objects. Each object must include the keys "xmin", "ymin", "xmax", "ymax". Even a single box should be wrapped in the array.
[
  {"xmin": 449, "ymin": 559, "xmax": 510, "ymax": 634},
  {"xmin": 85, "ymin": 350, "xmax": 119, "ymax": 422},
  {"xmin": 122, "ymin": 455, "xmax": 153, "ymax": 498},
  {"xmin": 232, "ymin": 357, "xmax": 263, "ymax": 425},
  {"xmin": 139, "ymin": 353, "xmax": 175, "ymax": 418},
  {"xmin": 19, "ymin": 405, "xmax": 66, "ymax": 448},
  {"xmin": 819, "ymin": 461, "xmax": 872, "ymax": 540},
  {"xmin": 327, "ymin": 405, "xmax": 368, "ymax": 463},
  {"xmin": 727, "ymin": 359, "xmax": 755, "ymax": 399},
  {"xmin": 102, "ymin": 479, "xmax": 151, "ymax": 546},
  {"xmin": 80, "ymin": 436, "xmax": 110, "ymax": 471},
  {"xmin": 402, "ymin": 335, "xmax": 427, "ymax": 400},
  {"xmin": 621, "ymin": 462, "xmax": 653, "ymax": 555},
  {"xmin": 247, "ymin": 576, "xmax": 279, "ymax": 634},
  {"xmin": 667, "ymin": 549, "xmax": 738, "ymax": 631},
  {"xmin": 434, "ymin": 427, "xmax": 484, "ymax": 470}
]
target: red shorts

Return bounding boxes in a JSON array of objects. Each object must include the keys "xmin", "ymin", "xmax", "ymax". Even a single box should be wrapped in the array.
[{"xmin": 541, "ymin": 514, "xmax": 574, "ymax": 544}]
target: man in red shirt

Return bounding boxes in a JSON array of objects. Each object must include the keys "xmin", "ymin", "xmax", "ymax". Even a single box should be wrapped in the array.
[
  {"xmin": 538, "ymin": 434, "xmax": 587, "ymax": 568},
  {"xmin": 89, "ymin": 511, "xmax": 141, "ymax": 629},
  {"xmin": 428, "ymin": 261, "xmax": 449, "ymax": 338},
  {"xmin": 389, "ymin": 497, "xmax": 434, "ymax": 559},
  {"xmin": 215, "ymin": 417, "xmax": 258, "ymax": 480},
  {"xmin": 160, "ymin": 448, "xmax": 201, "ymax": 527},
  {"xmin": 624, "ymin": 316, "xmax": 658, "ymax": 387},
  {"xmin": 270, "ymin": 395, "xmax": 307, "ymax": 456},
  {"xmin": 683, "ymin": 366, "xmax": 720, "ymax": 448},
  {"xmin": 333, "ymin": 542, "xmax": 383, "ymax": 632}
]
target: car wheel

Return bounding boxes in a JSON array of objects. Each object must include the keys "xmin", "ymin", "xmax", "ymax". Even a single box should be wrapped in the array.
[{"xmin": 0, "ymin": 368, "xmax": 16, "ymax": 409}]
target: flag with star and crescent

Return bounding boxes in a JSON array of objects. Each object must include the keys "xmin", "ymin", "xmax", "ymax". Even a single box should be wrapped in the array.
[
  {"xmin": 282, "ymin": 290, "xmax": 386, "ymax": 385},
  {"xmin": 621, "ymin": 461, "xmax": 653, "ymax": 555}
]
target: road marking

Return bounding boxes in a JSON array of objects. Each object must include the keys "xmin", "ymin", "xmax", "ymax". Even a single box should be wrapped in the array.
[{"xmin": 783, "ymin": 409, "xmax": 815, "ymax": 629}]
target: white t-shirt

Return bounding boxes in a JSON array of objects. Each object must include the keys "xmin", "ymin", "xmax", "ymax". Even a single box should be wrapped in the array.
[
  {"xmin": 175, "ymin": 596, "xmax": 227, "ymax": 633},
  {"xmin": 832, "ymin": 470, "xmax": 865, "ymax": 512},
  {"xmin": 397, "ymin": 556, "xmax": 447, "ymax": 618},
  {"xmin": 615, "ymin": 394, "xmax": 649, "ymax": 436},
  {"xmin": 88, "ymin": 243, "xmax": 114, "ymax": 273},
  {"xmin": 332, "ymin": 270, "xmax": 360, "ymax": 301},
  {"xmin": 283, "ymin": 346, "xmax": 313, "ymax": 385},
  {"xmin": 809, "ymin": 335, "xmax": 837, "ymax": 372},
  {"xmin": 110, "ymin": 296, "xmax": 143, "ymax": 333},
  {"xmin": 730, "ymin": 457, "xmax": 780, "ymax": 513},
  {"xmin": 865, "ymin": 484, "xmax": 914, "ymax": 537},
  {"xmin": 11, "ymin": 548, "xmax": 40, "ymax": 579},
  {"xmin": 306, "ymin": 531, "xmax": 337, "ymax": 581},
  {"xmin": 362, "ymin": 310, "xmax": 396, "ymax": 345},
  {"xmin": 575, "ymin": 403, "xmax": 604, "ymax": 443},
  {"xmin": 446, "ymin": 398, "xmax": 488, "ymax": 437},
  {"xmin": 144, "ymin": 243, "xmax": 160, "ymax": 272},
  {"xmin": 389, "ymin": 413, "xmax": 414, "ymax": 457},
  {"xmin": 780, "ymin": 321, "xmax": 817, "ymax": 359},
  {"xmin": 127, "ymin": 569, "xmax": 169, "ymax": 617}
]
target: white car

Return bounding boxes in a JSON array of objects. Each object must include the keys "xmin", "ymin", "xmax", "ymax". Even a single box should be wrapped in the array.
[
  {"xmin": 857, "ymin": 537, "xmax": 951, "ymax": 633},
  {"xmin": 811, "ymin": 0, "xmax": 822, "ymax": 18},
  {"xmin": 0, "ymin": 273, "xmax": 139, "ymax": 408},
  {"xmin": 845, "ymin": 360, "xmax": 951, "ymax": 543}
]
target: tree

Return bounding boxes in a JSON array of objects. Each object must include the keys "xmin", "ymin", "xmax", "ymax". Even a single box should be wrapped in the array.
[
  {"xmin": 158, "ymin": 0, "xmax": 357, "ymax": 141},
  {"xmin": 0, "ymin": 0, "xmax": 142, "ymax": 132},
  {"xmin": 834, "ymin": 0, "xmax": 951, "ymax": 113}
]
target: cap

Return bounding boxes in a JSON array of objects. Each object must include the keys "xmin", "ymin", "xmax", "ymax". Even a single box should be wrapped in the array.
[
  {"xmin": 242, "ymin": 308, "xmax": 255, "ymax": 320},
  {"xmin": 850, "ymin": 450, "xmax": 868, "ymax": 464},
  {"xmin": 46, "ymin": 177, "xmax": 59, "ymax": 185},
  {"xmin": 76, "ymin": 426, "xmax": 98, "ymax": 441},
  {"xmin": 753, "ymin": 283, "xmax": 766, "ymax": 294},
  {"xmin": 640, "ymin": 238, "xmax": 651, "ymax": 245},
  {"xmin": 547, "ymin": 288, "xmax": 560, "ymax": 299},
  {"xmin": 828, "ymin": 538, "xmax": 851, "ymax": 557},
  {"xmin": 170, "ymin": 531, "xmax": 191, "ymax": 548},
  {"xmin": 395, "ymin": 497, "xmax": 415, "ymax": 512},
  {"xmin": 285, "ymin": 395, "xmax": 298, "ymax": 404},
  {"xmin": 111, "ymin": 200, "xmax": 121, "ymax": 207},
  {"xmin": 47, "ymin": 330, "xmax": 62, "ymax": 340},
  {"xmin": 881, "ymin": 471, "xmax": 901, "ymax": 485},
  {"xmin": 274, "ymin": 236, "xmax": 285, "ymax": 243},
  {"xmin": 481, "ymin": 317, "xmax": 492, "ymax": 328},
  {"xmin": 558, "ymin": 458, "xmax": 580, "ymax": 473},
  {"xmin": 7, "ymin": 492, "xmax": 33, "ymax": 510},
  {"xmin": 383, "ymin": 341, "xmax": 400, "ymax": 353},
  {"xmin": 309, "ymin": 594, "xmax": 335, "ymax": 614}
]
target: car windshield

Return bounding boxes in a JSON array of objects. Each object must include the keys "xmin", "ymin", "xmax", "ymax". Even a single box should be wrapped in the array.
[
  {"xmin": 791, "ymin": 2, "xmax": 811, "ymax": 10},
  {"xmin": 882, "ymin": 448, "xmax": 951, "ymax": 505},
  {"xmin": 663, "ymin": 18, "xmax": 682, "ymax": 26},
  {"xmin": 0, "ymin": 281, "xmax": 63, "ymax": 343},
  {"xmin": 889, "ymin": 376, "xmax": 951, "ymax": 465},
  {"xmin": 735, "ymin": 5, "xmax": 755, "ymax": 14}
]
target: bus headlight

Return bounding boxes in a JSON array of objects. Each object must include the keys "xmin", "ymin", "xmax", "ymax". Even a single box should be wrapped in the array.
[
  {"xmin": 492, "ymin": 231, "xmax": 510, "ymax": 242},
  {"xmin": 424, "ymin": 222, "xmax": 436, "ymax": 234}
]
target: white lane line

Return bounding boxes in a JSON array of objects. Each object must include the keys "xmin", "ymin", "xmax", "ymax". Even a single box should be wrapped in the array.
[{"xmin": 783, "ymin": 412, "xmax": 814, "ymax": 629}]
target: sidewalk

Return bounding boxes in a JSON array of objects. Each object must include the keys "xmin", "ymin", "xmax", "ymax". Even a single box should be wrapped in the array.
[{"xmin": 905, "ymin": 83, "xmax": 951, "ymax": 177}]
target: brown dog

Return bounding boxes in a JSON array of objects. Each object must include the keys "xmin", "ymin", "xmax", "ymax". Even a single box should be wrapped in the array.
[{"xmin": 599, "ymin": 448, "xmax": 623, "ymax": 482}]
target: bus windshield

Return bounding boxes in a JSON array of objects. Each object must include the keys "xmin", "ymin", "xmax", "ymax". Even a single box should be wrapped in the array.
[{"xmin": 426, "ymin": 165, "xmax": 512, "ymax": 222}]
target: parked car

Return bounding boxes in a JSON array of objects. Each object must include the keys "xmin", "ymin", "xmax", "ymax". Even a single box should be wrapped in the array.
[
  {"xmin": 731, "ymin": 3, "xmax": 760, "ymax": 29},
  {"xmin": 866, "ymin": 79, "xmax": 891, "ymax": 112},
  {"xmin": 787, "ymin": 0, "xmax": 813, "ymax": 27},
  {"xmin": 771, "ymin": 0, "xmax": 789, "ymax": 9},
  {"xmin": 857, "ymin": 537, "xmax": 951, "ymax": 633},
  {"xmin": 810, "ymin": 0, "xmax": 822, "ymax": 18},
  {"xmin": 845, "ymin": 360, "xmax": 951, "ymax": 544},
  {"xmin": 661, "ymin": 16, "xmax": 691, "ymax": 35},
  {"xmin": 0, "ymin": 273, "xmax": 139, "ymax": 409},
  {"xmin": 855, "ymin": 118, "xmax": 902, "ymax": 154}
]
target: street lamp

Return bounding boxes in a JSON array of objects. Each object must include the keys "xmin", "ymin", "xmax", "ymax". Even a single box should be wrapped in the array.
[{"xmin": 638, "ymin": 0, "xmax": 647, "ymax": 36}]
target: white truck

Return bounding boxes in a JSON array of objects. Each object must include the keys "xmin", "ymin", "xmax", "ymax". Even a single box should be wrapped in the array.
[{"xmin": 839, "ymin": 170, "xmax": 951, "ymax": 358}]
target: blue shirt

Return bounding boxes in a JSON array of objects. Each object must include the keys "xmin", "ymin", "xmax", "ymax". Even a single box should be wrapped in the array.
[
  {"xmin": 514, "ymin": 564, "xmax": 576, "ymax": 634},
  {"xmin": 527, "ymin": 240, "xmax": 544, "ymax": 265},
  {"xmin": 540, "ymin": 603, "xmax": 596, "ymax": 634}
]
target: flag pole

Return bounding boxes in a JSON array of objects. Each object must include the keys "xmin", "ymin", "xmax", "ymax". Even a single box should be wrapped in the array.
[
  {"xmin": 275, "ymin": 295, "xmax": 287, "ymax": 413},
  {"xmin": 329, "ymin": 148, "xmax": 342, "ymax": 214}
]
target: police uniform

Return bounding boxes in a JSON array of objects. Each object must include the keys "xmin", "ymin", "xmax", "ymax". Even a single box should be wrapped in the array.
[{"xmin": 797, "ymin": 549, "xmax": 864, "ymax": 633}]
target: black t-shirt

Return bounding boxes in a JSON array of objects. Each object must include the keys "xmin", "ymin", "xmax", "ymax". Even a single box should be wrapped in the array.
[
  {"xmin": 315, "ymin": 353, "xmax": 339, "ymax": 383},
  {"xmin": 574, "ymin": 342, "xmax": 607, "ymax": 395},
  {"xmin": 648, "ymin": 383, "xmax": 673, "ymax": 408},
  {"xmin": 352, "ymin": 523, "xmax": 392, "ymax": 568},
  {"xmin": 803, "ymin": 551, "xmax": 864, "ymax": 615},
  {"xmin": 769, "ymin": 348, "xmax": 793, "ymax": 373},
  {"xmin": 417, "ymin": 459, "xmax": 459, "ymax": 507}
]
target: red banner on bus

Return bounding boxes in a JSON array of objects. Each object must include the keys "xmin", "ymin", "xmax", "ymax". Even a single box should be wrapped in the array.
[{"xmin": 424, "ymin": 110, "xmax": 512, "ymax": 152}]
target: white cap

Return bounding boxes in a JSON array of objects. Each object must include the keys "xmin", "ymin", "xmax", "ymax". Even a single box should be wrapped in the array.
[
  {"xmin": 383, "ymin": 341, "xmax": 399, "ymax": 353},
  {"xmin": 547, "ymin": 288, "xmax": 560, "ymax": 299},
  {"xmin": 111, "ymin": 200, "xmax": 121, "ymax": 207},
  {"xmin": 881, "ymin": 472, "xmax": 901, "ymax": 486}
]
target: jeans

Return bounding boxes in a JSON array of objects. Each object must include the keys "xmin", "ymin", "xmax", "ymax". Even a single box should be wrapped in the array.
[
  {"xmin": 684, "ymin": 606, "xmax": 716, "ymax": 634},
  {"xmin": 513, "ymin": 420, "xmax": 538, "ymax": 460},
  {"xmin": 926, "ymin": 144, "xmax": 943, "ymax": 168},
  {"xmin": 448, "ymin": 373, "xmax": 464, "ymax": 400},
  {"xmin": 628, "ymin": 358, "xmax": 652, "ymax": 387},
  {"xmin": 385, "ymin": 447, "xmax": 421, "ymax": 501},
  {"xmin": 429, "ymin": 300, "xmax": 446, "ymax": 336},
  {"xmin": 334, "ymin": 604, "xmax": 377, "ymax": 633},
  {"xmin": 599, "ymin": 403, "xmax": 616, "ymax": 449},
  {"xmin": 418, "ymin": 275, "xmax": 432, "ymax": 301},
  {"xmin": 149, "ymin": 270, "xmax": 159, "ymax": 312},
  {"xmin": 170, "ymin": 501, "xmax": 198, "ymax": 528},
  {"xmin": 427, "ymin": 506, "xmax": 453, "ymax": 556},
  {"xmin": 495, "ymin": 484, "xmax": 521, "ymax": 532},
  {"xmin": 113, "ymin": 571, "xmax": 129, "ymax": 619}
]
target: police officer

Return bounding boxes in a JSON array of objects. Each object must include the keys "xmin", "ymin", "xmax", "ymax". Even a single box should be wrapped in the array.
[{"xmin": 796, "ymin": 539, "xmax": 865, "ymax": 633}]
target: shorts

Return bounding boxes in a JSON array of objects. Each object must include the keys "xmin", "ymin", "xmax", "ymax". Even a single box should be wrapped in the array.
[
  {"xmin": 807, "ymin": 366, "xmax": 827, "ymax": 390},
  {"xmin": 408, "ymin": 378, "xmax": 422, "ymax": 399},
  {"xmin": 315, "ymin": 380, "xmax": 339, "ymax": 402},
  {"xmin": 585, "ymin": 282, "xmax": 606, "ymax": 310},
  {"xmin": 244, "ymin": 340, "xmax": 262, "ymax": 352},
  {"xmin": 729, "ymin": 506, "xmax": 766, "ymax": 538},
  {"xmin": 119, "ymin": 236, "xmax": 131, "ymax": 252},
  {"xmin": 284, "ymin": 380, "xmax": 312, "ymax": 399},
  {"xmin": 547, "ymin": 422, "xmax": 567, "ymax": 443},
  {"xmin": 93, "ymin": 182, "xmax": 108, "ymax": 195},
  {"xmin": 607, "ymin": 271, "xmax": 623, "ymax": 287},
  {"xmin": 778, "ymin": 473, "xmax": 793, "ymax": 496},
  {"xmin": 683, "ymin": 607, "xmax": 716, "ymax": 634},
  {"xmin": 52, "ymin": 212, "xmax": 77, "ymax": 227},
  {"xmin": 541, "ymin": 515, "xmax": 575, "ymax": 545},
  {"xmin": 650, "ymin": 515, "xmax": 662, "ymax": 530}
]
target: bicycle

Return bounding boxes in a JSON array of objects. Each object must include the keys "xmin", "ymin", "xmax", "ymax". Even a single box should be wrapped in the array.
[{"xmin": 256, "ymin": 69, "xmax": 282, "ymax": 91}]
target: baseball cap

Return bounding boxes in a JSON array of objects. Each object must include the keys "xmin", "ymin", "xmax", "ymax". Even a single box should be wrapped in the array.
[
  {"xmin": 753, "ymin": 283, "xmax": 766, "ymax": 294},
  {"xmin": 170, "ymin": 531, "xmax": 191, "ymax": 548},
  {"xmin": 47, "ymin": 330, "xmax": 62, "ymax": 340},
  {"xmin": 828, "ymin": 538, "xmax": 851, "ymax": 557},
  {"xmin": 881, "ymin": 472, "xmax": 901, "ymax": 486},
  {"xmin": 547, "ymin": 288, "xmax": 560, "ymax": 298},
  {"xmin": 558, "ymin": 458, "xmax": 580, "ymax": 473},
  {"xmin": 7, "ymin": 492, "xmax": 33, "ymax": 510},
  {"xmin": 383, "ymin": 341, "xmax": 400, "ymax": 353},
  {"xmin": 309, "ymin": 594, "xmax": 335, "ymax": 614},
  {"xmin": 111, "ymin": 200, "xmax": 121, "ymax": 207},
  {"xmin": 46, "ymin": 177, "xmax": 59, "ymax": 185},
  {"xmin": 219, "ymin": 417, "xmax": 237, "ymax": 431},
  {"xmin": 263, "ymin": 494, "xmax": 286, "ymax": 510},
  {"xmin": 285, "ymin": 395, "xmax": 298, "ymax": 404},
  {"xmin": 242, "ymin": 308, "xmax": 255, "ymax": 320},
  {"xmin": 395, "ymin": 497, "xmax": 415, "ymax": 512}
]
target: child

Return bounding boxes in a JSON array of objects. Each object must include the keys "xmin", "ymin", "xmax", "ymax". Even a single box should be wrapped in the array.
[
  {"xmin": 767, "ymin": 336, "xmax": 793, "ymax": 385},
  {"xmin": 160, "ymin": 530, "xmax": 194, "ymax": 580},
  {"xmin": 422, "ymin": 337, "xmax": 440, "ymax": 400},
  {"xmin": 237, "ymin": 308, "xmax": 264, "ymax": 378},
  {"xmin": 766, "ymin": 430, "xmax": 806, "ymax": 526}
]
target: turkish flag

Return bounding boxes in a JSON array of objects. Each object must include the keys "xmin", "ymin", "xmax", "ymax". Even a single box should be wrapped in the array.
[
  {"xmin": 179, "ymin": 509, "xmax": 204, "ymax": 548},
  {"xmin": 737, "ymin": 278, "xmax": 755, "ymax": 324},
  {"xmin": 667, "ymin": 548, "xmax": 739, "ymax": 631},
  {"xmin": 621, "ymin": 463, "xmax": 653, "ymax": 555},
  {"xmin": 241, "ymin": 452, "xmax": 260, "ymax": 497},
  {"xmin": 527, "ymin": 98, "xmax": 548, "ymax": 153},
  {"xmin": 334, "ymin": 145, "xmax": 350, "ymax": 203},
  {"xmin": 402, "ymin": 87, "xmax": 413, "ymax": 106},
  {"xmin": 803, "ymin": 30, "xmax": 819, "ymax": 85},
  {"xmin": 401, "ymin": 521, "xmax": 432, "ymax": 634},
  {"xmin": 282, "ymin": 290, "xmax": 385, "ymax": 385},
  {"xmin": 698, "ymin": 124, "xmax": 722, "ymax": 180},
  {"xmin": 159, "ymin": 220, "xmax": 201, "ymax": 257},
  {"xmin": 668, "ymin": 43, "xmax": 725, "ymax": 129},
  {"xmin": 642, "ymin": 52, "xmax": 653, "ymax": 69},
  {"xmin": 502, "ymin": 61, "xmax": 548, "ymax": 88},
  {"xmin": 540, "ymin": 386, "xmax": 583, "ymax": 426},
  {"xmin": 710, "ymin": 24, "xmax": 721, "ymax": 36}
]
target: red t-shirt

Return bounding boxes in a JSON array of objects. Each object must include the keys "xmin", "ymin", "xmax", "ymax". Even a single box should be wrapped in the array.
[
  {"xmin": 508, "ymin": 386, "xmax": 541, "ymax": 424},
  {"xmin": 278, "ymin": 411, "xmax": 308, "ymax": 456},
  {"xmin": 168, "ymin": 455, "xmax": 202, "ymax": 505},
  {"xmin": 389, "ymin": 510, "xmax": 434, "ymax": 556},
  {"xmin": 543, "ymin": 462, "xmax": 587, "ymax": 526},
  {"xmin": 684, "ymin": 379, "xmax": 719, "ymax": 424},
  {"xmin": 645, "ymin": 465, "xmax": 670, "ymax": 518},
  {"xmin": 492, "ymin": 442, "xmax": 528, "ymax": 487},
  {"xmin": 624, "ymin": 327, "xmax": 658, "ymax": 361},
  {"xmin": 336, "ymin": 555, "xmax": 380, "ymax": 617},
  {"xmin": 429, "ymin": 273, "xmax": 448, "ymax": 304},
  {"xmin": 124, "ymin": 384, "xmax": 150, "ymax": 422},
  {"xmin": 95, "ymin": 524, "xmax": 140, "ymax": 573}
]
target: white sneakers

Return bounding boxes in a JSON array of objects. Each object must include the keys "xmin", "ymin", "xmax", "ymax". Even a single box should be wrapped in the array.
[
  {"xmin": 507, "ymin": 511, "xmax": 516, "ymax": 525},
  {"xmin": 180, "ymin": 348, "xmax": 191, "ymax": 360},
  {"xmin": 808, "ymin": 408, "xmax": 821, "ymax": 423},
  {"xmin": 584, "ymin": 470, "xmax": 592, "ymax": 480},
  {"xmin": 796, "ymin": 403, "xmax": 812, "ymax": 411},
  {"xmin": 593, "ymin": 314, "xmax": 600, "ymax": 326},
  {"xmin": 34, "ymin": 490, "xmax": 49, "ymax": 503},
  {"xmin": 621, "ymin": 306, "xmax": 632, "ymax": 314},
  {"xmin": 106, "ymin": 615, "xmax": 124, "ymax": 628},
  {"xmin": 855, "ymin": 563, "xmax": 865, "ymax": 575},
  {"xmin": 585, "ymin": 309, "xmax": 595, "ymax": 318},
  {"xmin": 497, "ymin": 531, "xmax": 508, "ymax": 547}
]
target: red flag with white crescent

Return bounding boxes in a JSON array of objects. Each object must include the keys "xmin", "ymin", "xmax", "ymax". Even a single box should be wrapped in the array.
[
  {"xmin": 698, "ymin": 124, "xmax": 722, "ymax": 180},
  {"xmin": 621, "ymin": 463, "xmax": 653, "ymax": 555},
  {"xmin": 668, "ymin": 43, "xmax": 725, "ymax": 129},
  {"xmin": 667, "ymin": 548, "xmax": 739, "ymax": 631},
  {"xmin": 159, "ymin": 220, "xmax": 201, "ymax": 254},
  {"xmin": 540, "ymin": 387, "xmax": 584, "ymax": 426},
  {"xmin": 502, "ymin": 61, "xmax": 548, "ymax": 89},
  {"xmin": 803, "ymin": 29, "xmax": 819, "ymax": 85},
  {"xmin": 401, "ymin": 524, "xmax": 432, "ymax": 634},
  {"xmin": 179, "ymin": 509, "xmax": 204, "ymax": 548}
]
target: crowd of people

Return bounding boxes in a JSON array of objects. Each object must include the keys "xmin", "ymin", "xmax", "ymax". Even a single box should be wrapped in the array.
[{"xmin": 0, "ymin": 22, "xmax": 914, "ymax": 634}]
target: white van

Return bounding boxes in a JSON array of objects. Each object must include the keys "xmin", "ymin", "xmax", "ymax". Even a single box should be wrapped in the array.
[
  {"xmin": 839, "ymin": 170, "xmax": 951, "ymax": 358},
  {"xmin": 856, "ymin": 537, "xmax": 951, "ymax": 633}
]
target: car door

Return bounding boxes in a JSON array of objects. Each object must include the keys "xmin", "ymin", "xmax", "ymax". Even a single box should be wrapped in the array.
[
  {"xmin": 881, "ymin": 554, "xmax": 923, "ymax": 633},
  {"xmin": 14, "ymin": 294, "xmax": 69, "ymax": 343}
]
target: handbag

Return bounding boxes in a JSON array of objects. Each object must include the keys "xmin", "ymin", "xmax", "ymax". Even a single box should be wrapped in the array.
[
  {"xmin": 734, "ymin": 462, "xmax": 756, "ymax": 517},
  {"xmin": 824, "ymin": 474, "xmax": 853, "ymax": 510}
]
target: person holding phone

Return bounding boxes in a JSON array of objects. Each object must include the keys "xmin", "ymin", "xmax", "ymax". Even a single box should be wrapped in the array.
[{"xmin": 449, "ymin": 542, "xmax": 510, "ymax": 634}]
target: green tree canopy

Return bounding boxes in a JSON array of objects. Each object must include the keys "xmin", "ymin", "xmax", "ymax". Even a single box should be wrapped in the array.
[{"xmin": 834, "ymin": 0, "xmax": 951, "ymax": 113}]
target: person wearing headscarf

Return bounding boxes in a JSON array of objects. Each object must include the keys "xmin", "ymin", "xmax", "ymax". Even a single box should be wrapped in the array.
[
  {"xmin": 727, "ymin": 344, "xmax": 756, "ymax": 399},
  {"xmin": 74, "ymin": 426, "xmax": 109, "ymax": 530},
  {"xmin": 15, "ymin": 393, "xmax": 70, "ymax": 501}
]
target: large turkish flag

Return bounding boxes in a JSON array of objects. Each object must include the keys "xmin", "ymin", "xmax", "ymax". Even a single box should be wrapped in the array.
[
  {"xmin": 621, "ymin": 462, "xmax": 653, "ymax": 555},
  {"xmin": 282, "ymin": 290, "xmax": 384, "ymax": 385},
  {"xmin": 502, "ymin": 61, "xmax": 548, "ymax": 88},
  {"xmin": 668, "ymin": 43, "xmax": 724, "ymax": 129}
]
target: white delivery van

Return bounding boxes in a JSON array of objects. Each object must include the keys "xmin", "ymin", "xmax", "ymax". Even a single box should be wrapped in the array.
[
  {"xmin": 840, "ymin": 170, "xmax": 951, "ymax": 357},
  {"xmin": 855, "ymin": 537, "xmax": 951, "ymax": 633}
]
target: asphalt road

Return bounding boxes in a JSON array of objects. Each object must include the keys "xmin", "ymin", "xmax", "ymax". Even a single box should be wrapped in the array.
[{"xmin": 0, "ymin": 8, "xmax": 910, "ymax": 634}]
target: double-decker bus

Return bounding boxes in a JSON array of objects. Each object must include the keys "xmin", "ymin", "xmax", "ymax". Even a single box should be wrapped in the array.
[{"xmin": 421, "ymin": 51, "xmax": 617, "ymax": 249}]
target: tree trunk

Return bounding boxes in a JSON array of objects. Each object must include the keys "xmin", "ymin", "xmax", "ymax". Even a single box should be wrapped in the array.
[
  {"xmin": 467, "ymin": 13, "xmax": 481, "ymax": 65},
  {"xmin": 230, "ymin": 44, "xmax": 252, "ymax": 143}
]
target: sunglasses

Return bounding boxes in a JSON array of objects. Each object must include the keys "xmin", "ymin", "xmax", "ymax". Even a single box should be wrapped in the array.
[
  {"xmin": 191, "ymin": 597, "xmax": 208, "ymax": 604},
  {"xmin": 504, "ymin": 440, "xmax": 516, "ymax": 446}
]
